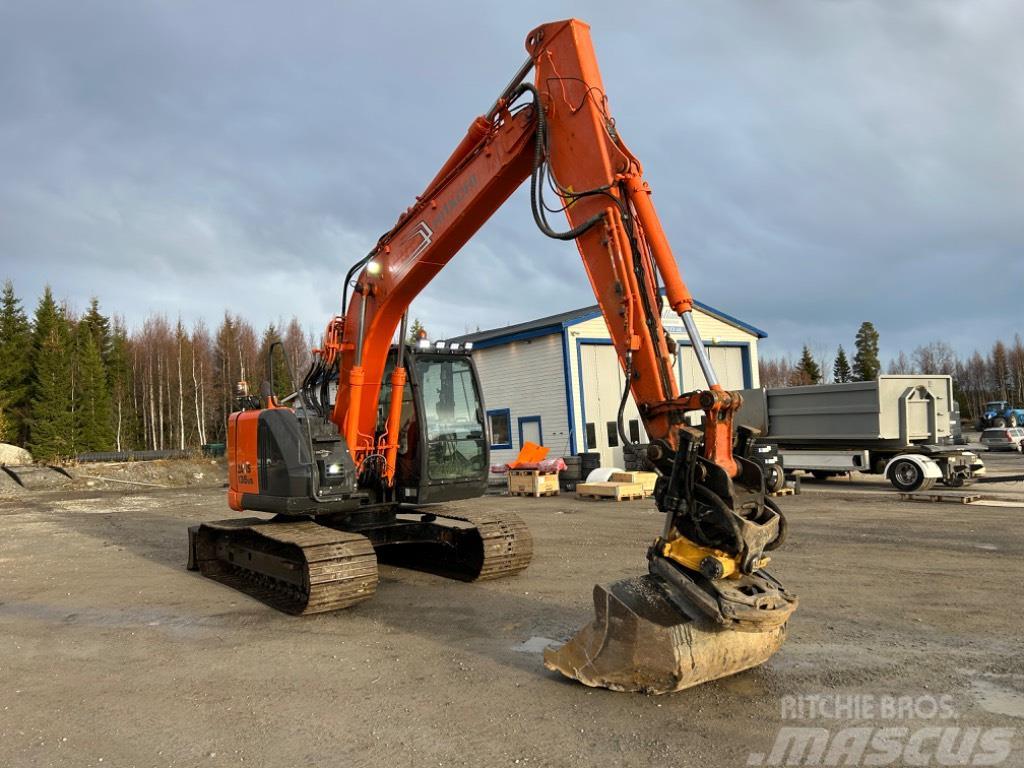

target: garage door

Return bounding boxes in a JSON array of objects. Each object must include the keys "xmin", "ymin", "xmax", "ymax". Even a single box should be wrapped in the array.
[
  {"xmin": 579, "ymin": 343, "xmax": 647, "ymax": 468},
  {"xmin": 580, "ymin": 343, "xmax": 750, "ymax": 462},
  {"xmin": 678, "ymin": 345, "xmax": 746, "ymax": 391}
]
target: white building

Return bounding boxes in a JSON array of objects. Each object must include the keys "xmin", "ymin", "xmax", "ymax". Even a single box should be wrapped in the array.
[{"xmin": 448, "ymin": 300, "xmax": 766, "ymax": 468}]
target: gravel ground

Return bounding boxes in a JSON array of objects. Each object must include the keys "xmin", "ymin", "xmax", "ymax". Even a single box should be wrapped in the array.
[{"xmin": 1, "ymin": 453, "xmax": 1022, "ymax": 767}]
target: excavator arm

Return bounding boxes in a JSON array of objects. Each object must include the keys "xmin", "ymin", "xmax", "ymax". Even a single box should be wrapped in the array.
[{"xmin": 326, "ymin": 19, "xmax": 737, "ymax": 486}]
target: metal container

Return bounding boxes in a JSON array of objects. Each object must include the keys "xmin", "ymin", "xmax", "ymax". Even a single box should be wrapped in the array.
[{"xmin": 737, "ymin": 375, "xmax": 954, "ymax": 449}]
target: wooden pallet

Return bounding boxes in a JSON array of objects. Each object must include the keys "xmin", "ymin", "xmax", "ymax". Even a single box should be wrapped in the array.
[
  {"xmin": 898, "ymin": 492, "xmax": 983, "ymax": 505},
  {"xmin": 769, "ymin": 487, "xmax": 796, "ymax": 497},
  {"xmin": 576, "ymin": 481, "xmax": 645, "ymax": 502},
  {"xmin": 507, "ymin": 469, "xmax": 560, "ymax": 498}
]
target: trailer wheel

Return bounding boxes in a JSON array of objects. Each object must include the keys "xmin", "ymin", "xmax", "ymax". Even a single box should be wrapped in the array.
[
  {"xmin": 765, "ymin": 464, "xmax": 786, "ymax": 493},
  {"xmin": 889, "ymin": 458, "xmax": 927, "ymax": 492}
]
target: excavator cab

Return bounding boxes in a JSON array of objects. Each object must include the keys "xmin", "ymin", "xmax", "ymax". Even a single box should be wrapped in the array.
[
  {"xmin": 223, "ymin": 346, "xmax": 488, "ymax": 514},
  {"xmin": 378, "ymin": 347, "xmax": 489, "ymax": 506}
]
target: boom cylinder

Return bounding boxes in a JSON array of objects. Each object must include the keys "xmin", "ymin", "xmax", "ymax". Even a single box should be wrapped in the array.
[
  {"xmin": 680, "ymin": 311, "xmax": 720, "ymax": 390},
  {"xmin": 383, "ymin": 312, "xmax": 410, "ymax": 483}
]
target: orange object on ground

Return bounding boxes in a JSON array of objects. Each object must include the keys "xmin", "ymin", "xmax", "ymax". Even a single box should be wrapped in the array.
[{"xmin": 507, "ymin": 441, "xmax": 550, "ymax": 468}]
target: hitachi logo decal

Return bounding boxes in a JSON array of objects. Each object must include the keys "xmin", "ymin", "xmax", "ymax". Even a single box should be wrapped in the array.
[
  {"xmin": 403, "ymin": 221, "xmax": 434, "ymax": 261},
  {"xmin": 432, "ymin": 173, "xmax": 479, "ymax": 229}
]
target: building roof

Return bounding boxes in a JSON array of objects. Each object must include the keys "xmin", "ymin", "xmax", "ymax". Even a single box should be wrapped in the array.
[{"xmin": 446, "ymin": 298, "xmax": 768, "ymax": 349}]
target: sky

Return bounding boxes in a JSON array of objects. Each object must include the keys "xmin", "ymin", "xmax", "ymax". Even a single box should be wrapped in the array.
[{"xmin": 1, "ymin": 0, "xmax": 1021, "ymax": 364}]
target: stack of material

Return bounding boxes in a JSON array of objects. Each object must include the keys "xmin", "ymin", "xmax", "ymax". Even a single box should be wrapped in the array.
[
  {"xmin": 576, "ymin": 480, "xmax": 645, "ymax": 501},
  {"xmin": 622, "ymin": 442, "xmax": 651, "ymax": 472},
  {"xmin": 609, "ymin": 471, "xmax": 657, "ymax": 497},
  {"xmin": 503, "ymin": 442, "xmax": 563, "ymax": 498}
]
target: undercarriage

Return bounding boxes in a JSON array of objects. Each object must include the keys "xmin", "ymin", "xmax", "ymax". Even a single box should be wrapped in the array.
[{"xmin": 188, "ymin": 506, "xmax": 533, "ymax": 615}]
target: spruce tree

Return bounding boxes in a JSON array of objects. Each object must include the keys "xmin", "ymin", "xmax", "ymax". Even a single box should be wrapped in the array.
[
  {"xmin": 833, "ymin": 345, "xmax": 852, "ymax": 383},
  {"xmin": 28, "ymin": 288, "xmax": 74, "ymax": 460},
  {"xmin": 73, "ymin": 323, "xmax": 114, "ymax": 451},
  {"xmin": 407, "ymin": 318, "xmax": 427, "ymax": 344},
  {"xmin": 793, "ymin": 345, "xmax": 822, "ymax": 385},
  {"xmin": 81, "ymin": 297, "xmax": 112, "ymax": 364},
  {"xmin": 0, "ymin": 280, "xmax": 33, "ymax": 443},
  {"xmin": 852, "ymin": 321, "xmax": 881, "ymax": 382},
  {"xmin": 260, "ymin": 324, "xmax": 293, "ymax": 400}
]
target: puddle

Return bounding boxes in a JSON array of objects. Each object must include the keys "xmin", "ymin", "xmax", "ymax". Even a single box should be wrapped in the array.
[
  {"xmin": 513, "ymin": 635, "xmax": 558, "ymax": 654},
  {"xmin": 51, "ymin": 498, "xmax": 114, "ymax": 514},
  {"xmin": 970, "ymin": 676, "xmax": 1024, "ymax": 720}
]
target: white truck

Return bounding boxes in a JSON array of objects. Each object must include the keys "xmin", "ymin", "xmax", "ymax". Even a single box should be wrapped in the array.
[{"xmin": 737, "ymin": 375, "xmax": 985, "ymax": 492}]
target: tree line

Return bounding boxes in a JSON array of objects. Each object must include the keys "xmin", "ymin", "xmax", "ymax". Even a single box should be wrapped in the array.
[
  {"xmin": 0, "ymin": 280, "xmax": 312, "ymax": 460},
  {"xmin": 758, "ymin": 321, "xmax": 1024, "ymax": 419}
]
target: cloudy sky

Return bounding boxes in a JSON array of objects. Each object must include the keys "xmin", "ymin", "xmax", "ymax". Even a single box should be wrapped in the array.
[{"xmin": 1, "ymin": 0, "xmax": 1020, "ymax": 362}]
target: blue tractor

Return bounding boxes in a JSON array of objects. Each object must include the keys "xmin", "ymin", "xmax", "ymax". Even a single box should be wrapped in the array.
[{"xmin": 977, "ymin": 400, "xmax": 1024, "ymax": 429}]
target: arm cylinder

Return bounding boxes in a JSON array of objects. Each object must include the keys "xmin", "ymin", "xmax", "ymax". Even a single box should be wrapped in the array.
[{"xmin": 624, "ymin": 177, "xmax": 694, "ymax": 315}]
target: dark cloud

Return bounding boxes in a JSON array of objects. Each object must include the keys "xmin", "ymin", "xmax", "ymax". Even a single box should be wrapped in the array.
[{"xmin": 1, "ymin": 0, "xmax": 1020, "ymax": 362}]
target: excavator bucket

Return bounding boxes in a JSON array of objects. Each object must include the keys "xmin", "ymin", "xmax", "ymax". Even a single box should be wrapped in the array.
[{"xmin": 544, "ymin": 575, "xmax": 787, "ymax": 694}]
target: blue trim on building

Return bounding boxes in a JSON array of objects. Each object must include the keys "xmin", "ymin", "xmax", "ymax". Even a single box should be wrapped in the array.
[
  {"xmin": 517, "ymin": 415, "xmax": 543, "ymax": 448},
  {"xmin": 692, "ymin": 300, "xmax": 766, "ymax": 339},
  {"xmin": 453, "ymin": 295, "xmax": 766, "ymax": 350},
  {"xmin": 467, "ymin": 324, "xmax": 562, "ymax": 350},
  {"xmin": 486, "ymin": 408, "xmax": 513, "ymax": 450},
  {"xmin": 560, "ymin": 328, "xmax": 577, "ymax": 455},
  {"xmin": 574, "ymin": 337, "xmax": 614, "ymax": 452},
  {"xmin": 556, "ymin": 299, "xmax": 767, "ymax": 340}
]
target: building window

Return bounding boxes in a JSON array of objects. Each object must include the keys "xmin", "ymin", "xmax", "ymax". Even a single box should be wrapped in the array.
[
  {"xmin": 629, "ymin": 419, "xmax": 641, "ymax": 444},
  {"xmin": 606, "ymin": 421, "xmax": 618, "ymax": 448},
  {"xmin": 487, "ymin": 409, "xmax": 512, "ymax": 450},
  {"xmin": 585, "ymin": 422, "xmax": 597, "ymax": 450}
]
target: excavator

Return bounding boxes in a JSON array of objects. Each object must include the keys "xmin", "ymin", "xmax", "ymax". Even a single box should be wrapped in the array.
[{"xmin": 187, "ymin": 18, "xmax": 797, "ymax": 694}]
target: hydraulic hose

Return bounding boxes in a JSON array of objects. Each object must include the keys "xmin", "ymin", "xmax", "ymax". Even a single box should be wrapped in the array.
[
  {"xmin": 514, "ymin": 82, "xmax": 604, "ymax": 241},
  {"xmin": 691, "ymin": 484, "xmax": 744, "ymax": 555}
]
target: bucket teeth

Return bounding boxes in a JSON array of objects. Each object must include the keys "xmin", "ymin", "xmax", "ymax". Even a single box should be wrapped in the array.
[{"xmin": 543, "ymin": 575, "xmax": 788, "ymax": 694}]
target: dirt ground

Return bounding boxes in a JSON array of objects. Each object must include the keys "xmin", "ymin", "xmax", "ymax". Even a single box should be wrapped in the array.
[{"xmin": 2, "ymin": 454, "xmax": 1023, "ymax": 767}]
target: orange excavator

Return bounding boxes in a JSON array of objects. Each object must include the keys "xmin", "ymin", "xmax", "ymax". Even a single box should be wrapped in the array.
[{"xmin": 187, "ymin": 18, "xmax": 797, "ymax": 694}]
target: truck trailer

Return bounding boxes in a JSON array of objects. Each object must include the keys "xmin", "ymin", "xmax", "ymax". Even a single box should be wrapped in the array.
[{"xmin": 737, "ymin": 376, "xmax": 985, "ymax": 492}]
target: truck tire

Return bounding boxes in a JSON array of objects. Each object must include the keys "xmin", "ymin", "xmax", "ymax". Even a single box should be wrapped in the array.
[
  {"xmin": 889, "ymin": 458, "xmax": 927, "ymax": 492},
  {"xmin": 765, "ymin": 464, "xmax": 786, "ymax": 493},
  {"xmin": 992, "ymin": 417, "xmax": 1006, "ymax": 428}
]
